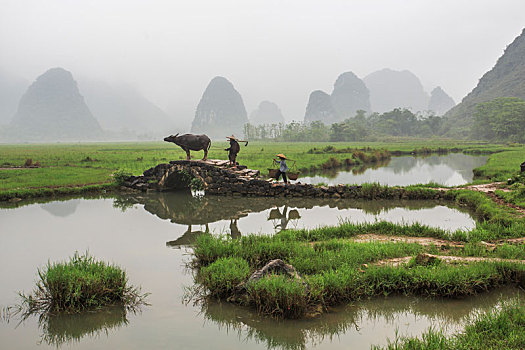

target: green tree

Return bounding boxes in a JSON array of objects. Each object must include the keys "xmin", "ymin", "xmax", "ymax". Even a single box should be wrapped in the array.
[{"xmin": 472, "ymin": 97, "xmax": 525, "ymax": 142}]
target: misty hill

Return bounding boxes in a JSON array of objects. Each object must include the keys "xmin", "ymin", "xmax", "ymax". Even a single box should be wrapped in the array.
[
  {"xmin": 249, "ymin": 101, "xmax": 285, "ymax": 125},
  {"xmin": 9, "ymin": 68, "xmax": 102, "ymax": 141},
  {"xmin": 443, "ymin": 28, "xmax": 525, "ymax": 137},
  {"xmin": 304, "ymin": 72, "xmax": 370, "ymax": 124},
  {"xmin": 78, "ymin": 79, "xmax": 176, "ymax": 136},
  {"xmin": 304, "ymin": 90, "xmax": 338, "ymax": 124},
  {"xmin": 428, "ymin": 87, "xmax": 455, "ymax": 115},
  {"xmin": 363, "ymin": 68, "xmax": 429, "ymax": 113},
  {"xmin": 331, "ymin": 72, "xmax": 371, "ymax": 119},
  {"xmin": 0, "ymin": 70, "xmax": 27, "ymax": 125},
  {"xmin": 191, "ymin": 76, "xmax": 248, "ymax": 138}
]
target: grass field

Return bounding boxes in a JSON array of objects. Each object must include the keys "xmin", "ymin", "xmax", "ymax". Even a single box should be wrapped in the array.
[{"xmin": 0, "ymin": 140, "xmax": 523, "ymax": 200}]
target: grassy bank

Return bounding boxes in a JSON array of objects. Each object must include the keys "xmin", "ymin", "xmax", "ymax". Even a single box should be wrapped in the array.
[
  {"xmin": 191, "ymin": 229, "xmax": 525, "ymax": 318},
  {"xmin": 188, "ymin": 184, "xmax": 525, "ymax": 318},
  {"xmin": 0, "ymin": 140, "xmax": 521, "ymax": 200},
  {"xmin": 373, "ymin": 299, "xmax": 525, "ymax": 350}
]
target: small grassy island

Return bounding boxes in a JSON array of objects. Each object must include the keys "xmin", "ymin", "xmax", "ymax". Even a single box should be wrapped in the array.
[{"xmin": 16, "ymin": 252, "xmax": 147, "ymax": 315}]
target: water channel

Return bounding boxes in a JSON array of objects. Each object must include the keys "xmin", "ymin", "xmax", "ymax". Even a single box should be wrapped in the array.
[
  {"xmin": 299, "ymin": 153, "xmax": 488, "ymax": 186},
  {"xmin": 1, "ymin": 154, "xmax": 518, "ymax": 350}
]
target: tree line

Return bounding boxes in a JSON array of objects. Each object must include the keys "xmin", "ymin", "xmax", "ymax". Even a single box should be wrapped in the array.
[
  {"xmin": 243, "ymin": 109, "xmax": 445, "ymax": 141},
  {"xmin": 243, "ymin": 97, "xmax": 525, "ymax": 142}
]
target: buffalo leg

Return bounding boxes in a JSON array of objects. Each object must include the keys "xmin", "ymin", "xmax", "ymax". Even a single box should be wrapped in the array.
[
  {"xmin": 185, "ymin": 149, "xmax": 191, "ymax": 160},
  {"xmin": 202, "ymin": 148, "xmax": 208, "ymax": 161}
]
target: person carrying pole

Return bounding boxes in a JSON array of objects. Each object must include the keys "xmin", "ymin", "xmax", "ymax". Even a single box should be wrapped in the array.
[
  {"xmin": 273, "ymin": 153, "xmax": 289, "ymax": 184},
  {"xmin": 225, "ymin": 135, "xmax": 248, "ymax": 167}
]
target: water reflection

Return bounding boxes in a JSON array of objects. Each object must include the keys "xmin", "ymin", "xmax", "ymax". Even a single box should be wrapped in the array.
[
  {"xmin": 201, "ymin": 288, "xmax": 521, "ymax": 350},
  {"xmin": 112, "ymin": 192, "xmax": 477, "ymax": 248},
  {"xmin": 166, "ymin": 224, "xmax": 210, "ymax": 248},
  {"xmin": 308, "ymin": 158, "xmax": 391, "ymax": 179},
  {"xmin": 301, "ymin": 154, "xmax": 488, "ymax": 186},
  {"xmin": 269, "ymin": 206, "xmax": 301, "ymax": 231},
  {"xmin": 0, "ymin": 195, "xmax": 514, "ymax": 350},
  {"xmin": 40, "ymin": 199, "xmax": 81, "ymax": 217},
  {"xmin": 37, "ymin": 305, "xmax": 129, "ymax": 347}
]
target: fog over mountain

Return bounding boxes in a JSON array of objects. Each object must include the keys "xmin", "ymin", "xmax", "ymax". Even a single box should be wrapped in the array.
[
  {"xmin": 0, "ymin": 1, "xmax": 523, "ymax": 128},
  {"xmin": 304, "ymin": 90, "xmax": 338, "ymax": 124},
  {"xmin": 78, "ymin": 79, "xmax": 177, "ymax": 137},
  {"xmin": 428, "ymin": 87, "xmax": 455, "ymax": 116},
  {"xmin": 191, "ymin": 76, "xmax": 248, "ymax": 138},
  {"xmin": 0, "ymin": 70, "xmax": 27, "ymax": 125},
  {"xmin": 9, "ymin": 67, "xmax": 102, "ymax": 141},
  {"xmin": 443, "ymin": 28, "xmax": 525, "ymax": 137},
  {"xmin": 304, "ymin": 72, "xmax": 370, "ymax": 123},
  {"xmin": 364, "ymin": 69, "xmax": 429, "ymax": 114},
  {"xmin": 331, "ymin": 72, "xmax": 371, "ymax": 119},
  {"xmin": 249, "ymin": 101, "xmax": 285, "ymax": 125}
]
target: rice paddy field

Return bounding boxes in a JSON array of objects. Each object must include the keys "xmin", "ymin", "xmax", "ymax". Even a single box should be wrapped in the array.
[{"xmin": 0, "ymin": 140, "xmax": 523, "ymax": 200}]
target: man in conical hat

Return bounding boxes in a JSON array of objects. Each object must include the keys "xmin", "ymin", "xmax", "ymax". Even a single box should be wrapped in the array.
[{"xmin": 225, "ymin": 135, "xmax": 248, "ymax": 167}]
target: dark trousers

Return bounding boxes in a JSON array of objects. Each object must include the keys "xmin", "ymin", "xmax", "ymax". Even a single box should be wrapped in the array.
[
  {"xmin": 275, "ymin": 170, "xmax": 288, "ymax": 183},
  {"xmin": 229, "ymin": 152, "xmax": 238, "ymax": 165}
]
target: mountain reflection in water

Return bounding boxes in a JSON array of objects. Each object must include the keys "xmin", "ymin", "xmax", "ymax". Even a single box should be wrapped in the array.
[{"xmin": 112, "ymin": 192, "xmax": 476, "ymax": 248}]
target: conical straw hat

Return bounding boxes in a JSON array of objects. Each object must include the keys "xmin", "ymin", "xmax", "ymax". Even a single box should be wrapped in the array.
[{"xmin": 276, "ymin": 153, "xmax": 287, "ymax": 159}]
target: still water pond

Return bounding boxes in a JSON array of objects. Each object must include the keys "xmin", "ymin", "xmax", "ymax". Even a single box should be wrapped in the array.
[
  {"xmin": 300, "ymin": 153, "xmax": 488, "ymax": 186},
  {"xmin": 0, "ymin": 193, "xmax": 515, "ymax": 350}
]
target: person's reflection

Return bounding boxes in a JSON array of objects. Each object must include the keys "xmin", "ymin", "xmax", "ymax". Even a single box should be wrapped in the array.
[
  {"xmin": 230, "ymin": 219, "xmax": 241, "ymax": 239},
  {"xmin": 269, "ymin": 205, "xmax": 301, "ymax": 232},
  {"xmin": 166, "ymin": 224, "xmax": 210, "ymax": 248}
]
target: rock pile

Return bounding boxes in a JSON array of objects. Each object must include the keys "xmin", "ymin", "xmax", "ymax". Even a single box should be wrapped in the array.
[{"xmin": 122, "ymin": 159, "xmax": 445, "ymax": 199}]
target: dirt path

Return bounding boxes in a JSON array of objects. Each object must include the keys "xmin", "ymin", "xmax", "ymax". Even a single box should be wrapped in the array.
[
  {"xmin": 349, "ymin": 233, "xmax": 524, "ymax": 248},
  {"xmin": 459, "ymin": 182, "xmax": 525, "ymax": 216},
  {"xmin": 464, "ymin": 182, "xmax": 509, "ymax": 193},
  {"xmin": 373, "ymin": 253, "xmax": 525, "ymax": 267},
  {"xmin": 351, "ymin": 234, "xmax": 465, "ymax": 248},
  {"xmin": 485, "ymin": 191, "xmax": 525, "ymax": 215}
]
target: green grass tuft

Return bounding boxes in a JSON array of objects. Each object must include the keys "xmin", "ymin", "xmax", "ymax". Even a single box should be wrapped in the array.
[
  {"xmin": 198, "ymin": 257, "xmax": 251, "ymax": 298},
  {"xmin": 17, "ymin": 252, "xmax": 148, "ymax": 314}
]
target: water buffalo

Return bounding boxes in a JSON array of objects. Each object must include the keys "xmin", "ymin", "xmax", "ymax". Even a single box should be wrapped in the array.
[{"xmin": 164, "ymin": 133, "xmax": 211, "ymax": 161}]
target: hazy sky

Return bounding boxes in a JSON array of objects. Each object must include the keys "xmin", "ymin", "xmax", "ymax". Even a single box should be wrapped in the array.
[{"xmin": 1, "ymin": 0, "xmax": 524, "ymax": 123}]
